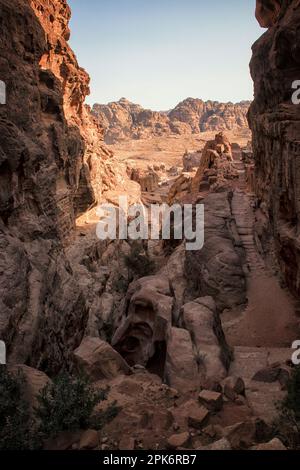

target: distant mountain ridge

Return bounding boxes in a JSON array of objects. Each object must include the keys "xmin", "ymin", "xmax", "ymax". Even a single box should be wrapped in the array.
[{"xmin": 92, "ymin": 97, "xmax": 251, "ymax": 144}]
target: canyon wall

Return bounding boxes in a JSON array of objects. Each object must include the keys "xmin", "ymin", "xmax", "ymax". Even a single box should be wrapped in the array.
[
  {"xmin": 93, "ymin": 97, "xmax": 250, "ymax": 144},
  {"xmin": 249, "ymin": 0, "xmax": 300, "ymax": 295},
  {"xmin": 0, "ymin": 0, "xmax": 131, "ymax": 373}
]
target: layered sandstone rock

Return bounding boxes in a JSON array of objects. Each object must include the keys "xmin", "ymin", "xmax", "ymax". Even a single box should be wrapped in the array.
[
  {"xmin": 92, "ymin": 98, "xmax": 250, "ymax": 143},
  {"xmin": 185, "ymin": 192, "xmax": 247, "ymax": 311},
  {"xmin": 183, "ymin": 150, "xmax": 202, "ymax": 172},
  {"xmin": 167, "ymin": 133, "xmax": 238, "ymax": 203},
  {"xmin": 130, "ymin": 167, "xmax": 160, "ymax": 192},
  {"xmin": 255, "ymin": 0, "xmax": 282, "ymax": 28},
  {"xmin": 249, "ymin": 0, "xmax": 300, "ymax": 295},
  {"xmin": 192, "ymin": 132, "xmax": 234, "ymax": 192},
  {"xmin": 181, "ymin": 297, "xmax": 229, "ymax": 383},
  {"xmin": 112, "ymin": 276, "xmax": 174, "ymax": 375},
  {"xmin": 73, "ymin": 337, "xmax": 132, "ymax": 381},
  {"xmin": 169, "ymin": 99, "xmax": 250, "ymax": 134},
  {"xmin": 0, "ymin": 0, "xmax": 135, "ymax": 373}
]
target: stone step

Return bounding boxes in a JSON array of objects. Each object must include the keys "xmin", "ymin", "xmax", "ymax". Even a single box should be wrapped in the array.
[{"xmin": 229, "ymin": 346, "xmax": 292, "ymax": 425}]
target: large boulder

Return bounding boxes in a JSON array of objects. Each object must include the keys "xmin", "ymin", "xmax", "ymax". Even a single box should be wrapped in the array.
[
  {"xmin": 253, "ymin": 438, "xmax": 287, "ymax": 451},
  {"xmin": 165, "ymin": 327, "xmax": 199, "ymax": 393},
  {"xmin": 181, "ymin": 297, "xmax": 230, "ymax": 382},
  {"xmin": 73, "ymin": 337, "xmax": 132, "ymax": 381},
  {"xmin": 112, "ymin": 276, "xmax": 174, "ymax": 376}
]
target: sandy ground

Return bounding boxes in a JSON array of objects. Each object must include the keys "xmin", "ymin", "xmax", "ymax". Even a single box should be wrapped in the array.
[{"xmin": 109, "ymin": 130, "xmax": 251, "ymax": 169}]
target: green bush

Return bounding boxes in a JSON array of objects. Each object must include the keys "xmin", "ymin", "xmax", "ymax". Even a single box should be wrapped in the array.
[
  {"xmin": 35, "ymin": 372, "xmax": 119, "ymax": 438},
  {"xmin": 124, "ymin": 241, "xmax": 155, "ymax": 278},
  {"xmin": 284, "ymin": 366, "xmax": 300, "ymax": 419},
  {"xmin": 273, "ymin": 366, "xmax": 300, "ymax": 449},
  {"xmin": 0, "ymin": 367, "xmax": 40, "ymax": 450}
]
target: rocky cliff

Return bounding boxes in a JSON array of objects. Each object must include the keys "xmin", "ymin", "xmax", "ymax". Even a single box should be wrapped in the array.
[
  {"xmin": 249, "ymin": 0, "xmax": 300, "ymax": 295},
  {"xmin": 0, "ymin": 0, "xmax": 134, "ymax": 373},
  {"xmin": 92, "ymin": 97, "xmax": 250, "ymax": 144}
]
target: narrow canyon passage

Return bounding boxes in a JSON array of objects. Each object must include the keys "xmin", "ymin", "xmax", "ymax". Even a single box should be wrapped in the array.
[
  {"xmin": 223, "ymin": 152, "xmax": 298, "ymax": 348},
  {"xmin": 2, "ymin": 0, "xmax": 300, "ymax": 453}
]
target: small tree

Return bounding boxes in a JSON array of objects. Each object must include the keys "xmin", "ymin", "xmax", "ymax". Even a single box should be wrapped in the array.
[
  {"xmin": 35, "ymin": 372, "xmax": 119, "ymax": 438},
  {"xmin": 273, "ymin": 366, "xmax": 300, "ymax": 449},
  {"xmin": 284, "ymin": 366, "xmax": 300, "ymax": 419},
  {"xmin": 0, "ymin": 367, "xmax": 40, "ymax": 450}
]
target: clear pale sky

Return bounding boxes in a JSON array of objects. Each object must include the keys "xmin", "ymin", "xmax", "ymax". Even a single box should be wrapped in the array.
[{"xmin": 68, "ymin": 0, "xmax": 263, "ymax": 110}]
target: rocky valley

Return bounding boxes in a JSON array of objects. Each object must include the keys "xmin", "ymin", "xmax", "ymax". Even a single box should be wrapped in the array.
[{"xmin": 0, "ymin": 0, "xmax": 300, "ymax": 455}]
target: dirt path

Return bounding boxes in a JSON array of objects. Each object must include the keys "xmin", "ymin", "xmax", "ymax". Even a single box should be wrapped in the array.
[{"xmin": 222, "ymin": 154, "xmax": 298, "ymax": 348}]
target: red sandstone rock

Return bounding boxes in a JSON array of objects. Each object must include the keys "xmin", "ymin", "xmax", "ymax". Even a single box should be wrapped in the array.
[
  {"xmin": 250, "ymin": 0, "xmax": 300, "ymax": 297},
  {"xmin": 92, "ymin": 98, "xmax": 250, "ymax": 144},
  {"xmin": 0, "ymin": 0, "xmax": 137, "ymax": 372},
  {"xmin": 73, "ymin": 337, "xmax": 132, "ymax": 381},
  {"xmin": 255, "ymin": 0, "xmax": 282, "ymax": 28}
]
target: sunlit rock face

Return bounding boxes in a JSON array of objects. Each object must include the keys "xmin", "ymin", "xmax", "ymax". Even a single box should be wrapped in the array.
[
  {"xmin": 92, "ymin": 98, "xmax": 250, "ymax": 144},
  {"xmin": 249, "ymin": 0, "xmax": 300, "ymax": 295},
  {"xmin": 0, "ymin": 0, "xmax": 136, "ymax": 373}
]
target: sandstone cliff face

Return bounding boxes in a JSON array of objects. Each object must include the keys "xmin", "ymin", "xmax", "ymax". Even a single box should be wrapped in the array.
[
  {"xmin": 0, "ymin": 0, "xmax": 131, "ymax": 373},
  {"xmin": 92, "ymin": 97, "xmax": 250, "ymax": 144},
  {"xmin": 169, "ymin": 98, "xmax": 250, "ymax": 133},
  {"xmin": 249, "ymin": 0, "xmax": 300, "ymax": 295}
]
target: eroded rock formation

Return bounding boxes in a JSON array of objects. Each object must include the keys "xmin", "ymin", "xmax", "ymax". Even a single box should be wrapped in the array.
[
  {"xmin": 192, "ymin": 132, "xmax": 234, "ymax": 192},
  {"xmin": 249, "ymin": 0, "xmax": 300, "ymax": 295},
  {"xmin": 112, "ymin": 276, "xmax": 174, "ymax": 377},
  {"xmin": 92, "ymin": 97, "xmax": 250, "ymax": 144},
  {"xmin": 0, "ymin": 0, "xmax": 135, "ymax": 373}
]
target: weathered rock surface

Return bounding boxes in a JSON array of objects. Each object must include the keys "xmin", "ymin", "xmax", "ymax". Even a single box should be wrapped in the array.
[
  {"xmin": 198, "ymin": 390, "xmax": 223, "ymax": 412},
  {"xmin": 73, "ymin": 337, "xmax": 132, "ymax": 381},
  {"xmin": 223, "ymin": 420, "xmax": 256, "ymax": 449},
  {"xmin": 130, "ymin": 167, "xmax": 159, "ymax": 192},
  {"xmin": 249, "ymin": 0, "xmax": 300, "ymax": 296},
  {"xmin": 181, "ymin": 297, "xmax": 230, "ymax": 382},
  {"xmin": 183, "ymin": 151, "xmax": 202, "ymax": 172},
  {"xmin": 9, "ymin": 364, "xmax": 51, "ymax": 410},
  {"xmin": 168, "ymin": 133, "xmax": 239, "ymax": 203},
  {"xmin": 167, "ymin": 173, "xmax": 193, "ymax": 205},
  {"xmin": 255, "ymin": 0, "xmax": 282, "ymax": 28},
  {"xmin": 197, "ymin": 438, "xmax": 232, "ymax": 451},
  {"xmin": 112, "ymin": 276, "xmax": 174, "ymax": 375},
  {"xmin": 222, "ymin": 376, "xmax": 245, "ymax": 401},
  {"xmin": 92, "ymin": 98, "xmax": 250, "ymax": 144},
  {"xmin": 166, "ymin": 432, "xmax": 190, "ymax": 450},
  {"xmin": 165, "ymin": 327, "xmax": 199, "ymax": 393},
  {"xmin": 252, "ymin": 438, "xmax": 287, "ymax": 451},
  {"xmin": 185, "ymin": 192, "xmax": 247, "ymax": 311},
  {"xmin": 229, "ymin": 347, "xmax": 291, "ymax": 424},
  {"xmin": 192, "ymin": 132, "xmax": 235, "ymax": 193},
  {"xmin": 0, "ymin": 0, "xmax": 137, "ymax": 373},
  {"xmin": 169, "ymin": 99, "xmax": 250, "ymax": 134}
]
